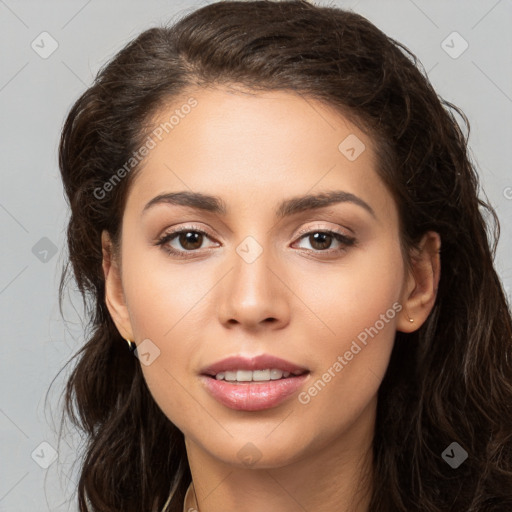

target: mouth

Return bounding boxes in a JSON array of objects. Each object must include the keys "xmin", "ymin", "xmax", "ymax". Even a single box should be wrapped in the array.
[
  {"xmin": 204, "ymin": 368, "xmax": 309, "ymax": 383},
  {"xmin": 199, "ymin": 354, "xmax": 311, "ymax": 411},
  {"xmin": 200, "ymin": 353, "xmax": 310, "ymax": 381}
]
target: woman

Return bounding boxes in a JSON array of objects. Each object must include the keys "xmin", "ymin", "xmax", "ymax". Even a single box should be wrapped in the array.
[{"xmin": 57, "ymin": 1, "xmax": 512, "ymax": 510}]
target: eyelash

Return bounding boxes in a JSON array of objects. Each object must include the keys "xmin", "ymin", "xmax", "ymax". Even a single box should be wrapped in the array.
[{"xmin": 155, "ymin": 224, "xmax": 357, "ymax": 259}]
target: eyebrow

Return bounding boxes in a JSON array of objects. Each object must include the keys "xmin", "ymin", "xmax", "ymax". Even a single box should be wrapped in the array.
[{"xmin": 142, "ymin": 190, "xmax": 376, "ymax": 219}]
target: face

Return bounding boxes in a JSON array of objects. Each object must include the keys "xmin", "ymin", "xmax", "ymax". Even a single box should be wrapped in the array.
[{"xmin": 103, "ymin": 86, "xmax": 435, "ymax": 469}]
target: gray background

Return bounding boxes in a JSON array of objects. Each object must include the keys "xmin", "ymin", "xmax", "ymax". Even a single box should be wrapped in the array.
[{"xmin": 1, "ymin": 0, "xmax": 511, "ymax": 510}]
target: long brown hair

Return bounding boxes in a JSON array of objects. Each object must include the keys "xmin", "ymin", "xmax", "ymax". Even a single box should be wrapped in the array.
[{"xmin": 55, "ymin": 1, "xmax": 512, "ymax": 510}]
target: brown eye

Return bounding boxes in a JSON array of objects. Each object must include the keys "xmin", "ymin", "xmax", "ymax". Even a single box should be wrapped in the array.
[
  {"xmin": 308, "ymin": 232, "xmax": 334, "ymax": 251},
  {"xmin": 294, "ymin": 230, "xmax": 356, "ymax": 254},
  {"xmin": 156, "ymin": 226, "xmax": 218, "ymax": 257},
  {"xmin": 176, "ymin": 231, "xmax": 204, "ymax": 251}
]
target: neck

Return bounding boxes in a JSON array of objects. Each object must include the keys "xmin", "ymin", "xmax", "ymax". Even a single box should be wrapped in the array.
[{"xmin": 185, "ymin": 397, "xmax": 376, "ymax": 512}]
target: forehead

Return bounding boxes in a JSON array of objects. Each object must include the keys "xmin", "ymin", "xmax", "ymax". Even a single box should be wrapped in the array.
[{"xmin": 125, "ymin": 87, "xmax": 393, "ymax": 223}]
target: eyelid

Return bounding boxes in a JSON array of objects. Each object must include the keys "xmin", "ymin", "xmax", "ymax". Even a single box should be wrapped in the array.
[
  {"xmin": 157, "ymin": 223, "xmax": 218, "ymax": 245},
  {"xmin": 294, "ymin": 223, "xmax": 352, "ymax": 239}
]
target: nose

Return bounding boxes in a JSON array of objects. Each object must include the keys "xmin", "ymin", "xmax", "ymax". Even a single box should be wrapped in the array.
[{"xmin": 216, "ymin": 238, "xmax": 291, "ymax": 331}]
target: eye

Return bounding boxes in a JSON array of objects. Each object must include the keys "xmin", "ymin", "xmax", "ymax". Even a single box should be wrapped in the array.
[
  {"xmin": 156, "ymin": 225, "xmax": 218, "ymax": 258},
  {"xmin": 292, "ymin": 228, "xmax": 356, "ymax": 254}
]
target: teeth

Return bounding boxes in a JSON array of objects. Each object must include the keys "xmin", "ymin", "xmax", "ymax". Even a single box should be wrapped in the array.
[
  {"xmin": 236, "ymin": 370, "xmax": 252, "ymax": 381},
  {"xmin": 253, "ymin": 369, "xmax": 271, "ymax": 381},
  {"xmin": 270, "ymin": 369, "xmax": 284, "ymax": 380},
  {"xmin": 215, "ymin": 368, "xmax": 293, "ymax": 382}
]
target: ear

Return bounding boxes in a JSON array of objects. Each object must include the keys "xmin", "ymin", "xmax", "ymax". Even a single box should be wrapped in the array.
[
  {"xmin": 101, "ymin": 230, "xmax": 134, "ymax": 341},
  {"xmin": 396, "ymin": 231, "xmax": 441, "ymax": 333}
]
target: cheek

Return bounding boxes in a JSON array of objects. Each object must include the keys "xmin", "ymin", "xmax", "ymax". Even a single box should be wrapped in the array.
[
  {"xmin": 120, "ymin": 246, "xmax": 220, "ymax": 429},
  {"xmin": 123, "ymin": 270, "xmax": 203, "ymax": 431},
  {"xmin": 122, "ymin": 241, "xmax": 210, "ymax": 340},
  {"xmin": 292, "ymin": 235, "xmax": 404, "ymax": 344},
  {"xmin": 294, "ymin": 243, "xmax": 403, "ymax": 420}
]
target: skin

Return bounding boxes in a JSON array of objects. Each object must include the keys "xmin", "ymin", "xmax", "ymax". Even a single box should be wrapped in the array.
[{"xmin": 101, "ymin": 86, "xmax": 441, "ymax": 512}]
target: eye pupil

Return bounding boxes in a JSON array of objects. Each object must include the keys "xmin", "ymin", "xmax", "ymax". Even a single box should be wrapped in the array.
[
  {"xmin": 180, "ymin": 231, "xmax": 202, "ymax": 250},
  {"xmin": 310, "ymin": 232, "xmax": 331, "ymax": 250}
]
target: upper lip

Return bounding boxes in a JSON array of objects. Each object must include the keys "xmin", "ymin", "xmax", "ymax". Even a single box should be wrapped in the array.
[{"xmin": 200, "ymin": 354, "xmax": 309, "ymax": 377}]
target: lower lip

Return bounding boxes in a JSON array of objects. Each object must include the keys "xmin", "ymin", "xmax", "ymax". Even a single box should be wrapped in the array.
[{"xmin": 200, "ymin": 373, "xmax": 310, "ymax": 411}]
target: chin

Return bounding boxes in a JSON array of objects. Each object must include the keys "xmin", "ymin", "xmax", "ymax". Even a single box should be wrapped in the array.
[{"xmin": 200, "ymin": 433, "xmax": 311, "ymax": 469}]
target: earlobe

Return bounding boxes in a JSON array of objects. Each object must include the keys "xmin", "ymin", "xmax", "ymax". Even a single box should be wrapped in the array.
[
  {"xmin": 397, "ymin": 231, "xmax": 441, "ymax": 333},
  {"xmin": 101, "ymin": 230, "xmax": 134, "ymax": 341}
]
